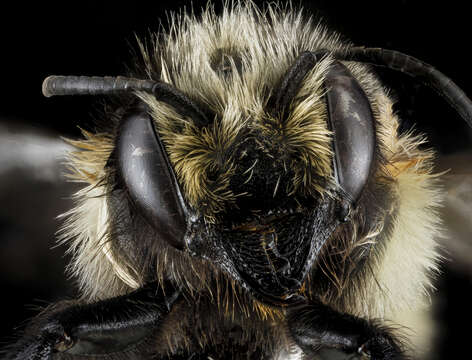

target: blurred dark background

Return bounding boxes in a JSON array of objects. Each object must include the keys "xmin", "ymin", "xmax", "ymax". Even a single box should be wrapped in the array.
[{"xmin": 0, "ymin": 1, "xmax": 471, "ymax": 359}]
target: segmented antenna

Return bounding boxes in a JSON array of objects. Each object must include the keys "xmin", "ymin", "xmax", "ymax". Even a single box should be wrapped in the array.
[
  {"xmin": 42, "ymin": 76, "xmax": 156, "ymax": 97},
  {"xmin": 271, "ymin": 50, "xmax": 329, "ymax": 122},
  {"xmin": 345, "ymin": 47, "xmax": 472, "ymax": 128},
  {"xmin": 42, "ymin": 76, "xmax": 210, "ymax": 127}
]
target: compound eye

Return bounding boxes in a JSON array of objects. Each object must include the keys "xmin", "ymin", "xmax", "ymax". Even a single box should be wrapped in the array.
[
  {"xmin": 115, "ymin": 109, "xmax": 189, "ymax": 250},
  {"xmin": 324, "ymin": 61, "xmax": 375, "ymax": 205}
]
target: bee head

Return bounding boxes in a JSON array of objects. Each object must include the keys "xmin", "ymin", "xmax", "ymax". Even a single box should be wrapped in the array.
[
  {"xmin": 43, "ymin": 46, "xmax": 378, "ymax": 306},
  {"xmin": 44, "ymin": 5, "xmax": 471, "ymax": 306}
]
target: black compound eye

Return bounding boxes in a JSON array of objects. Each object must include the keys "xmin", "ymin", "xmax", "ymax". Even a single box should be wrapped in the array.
[
  {"xmin": 41, "ymin": 75, "xmax": 212, "ymax": 250},
  {"xmin": 115, "ymin": 108, "xmax": 189, "ymax": 250},
  {"xmin": 324, "ymin": 61, "xmax": 375, "ymax": 205}
]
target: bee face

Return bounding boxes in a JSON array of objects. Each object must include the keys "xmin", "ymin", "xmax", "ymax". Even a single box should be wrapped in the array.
[
  {"xmin": 134, "ymin": 50, "xmax": 346, "ymax": 304},
  {"xmin": 146, "ymin": 97, "xmax": 335, "ymax": 304},
  {"xmin": 141, "ymin": 53, "xmax": 334, "ymax": 224},
  {"xmin": 134, "ymin": 43, "xmax": 382, "ymax": 304},
  {"xmin": 52, "ymin": 2, "xmax": 451, "ymax": 322}
]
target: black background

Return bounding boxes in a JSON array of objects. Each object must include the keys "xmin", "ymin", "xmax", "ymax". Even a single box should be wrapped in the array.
[{"xmin": 0, "ymin": 1, "xmax": 471, "ymax": 358}]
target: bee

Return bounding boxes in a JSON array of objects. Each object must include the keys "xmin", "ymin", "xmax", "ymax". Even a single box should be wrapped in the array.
[{"xmin": 4, "ymin": 1, "xmax": 472, "ymax": 359}]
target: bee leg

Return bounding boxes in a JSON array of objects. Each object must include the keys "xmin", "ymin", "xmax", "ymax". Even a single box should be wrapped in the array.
[
  {"xmin": 287, "ymin": 301, "xmax": 406, "ymax": 360},
  {"xmin": 4, "ymin": 281, "xmax": 181, "ymax": 360}
]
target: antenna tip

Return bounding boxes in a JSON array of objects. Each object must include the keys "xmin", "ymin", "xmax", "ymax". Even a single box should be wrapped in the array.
[{"xmin": 42, "ymin": 75, "xmax": 57, "ymax": 98}]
